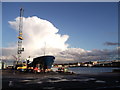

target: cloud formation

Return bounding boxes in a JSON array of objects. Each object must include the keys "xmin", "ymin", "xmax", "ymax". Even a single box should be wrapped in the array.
[
  {"xmin": 1, "ymin": 46, "xmax": 119, "ymax": 63},
  {"xmin": 104, "ymin": 42, "xmax": 119, "ymax": 46},
  {"xmin": 8, "ymin": 16, "xmax": 69, "ymax": 58},
  {"xmin": 54, "ymin": 48, "xmax": 119, "ymax": 63},
  {"xmin": 1, "ymin": 47, "xmax": 17, "ymax": 60},
  {"xmin": 1, "ymin": 16, "xmax": 119, "ymax": 63}
]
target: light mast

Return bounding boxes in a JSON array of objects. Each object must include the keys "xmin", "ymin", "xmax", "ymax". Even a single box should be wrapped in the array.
[{"xmin": 17, "ymin": 8, "xmax": 24, "ymax": 63}]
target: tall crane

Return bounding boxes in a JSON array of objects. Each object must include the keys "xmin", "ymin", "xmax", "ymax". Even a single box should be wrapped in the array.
[{"xmin": 17, "ymin": 8, "xmax": 24, "ymax": 63}]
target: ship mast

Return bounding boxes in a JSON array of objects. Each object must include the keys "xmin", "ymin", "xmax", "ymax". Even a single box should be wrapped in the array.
[
  {"xmin": 17, "ymin": 8, "xmax": 24, "ymax": 63},
  {"xmin": 44, "ymin": 42, "xmax": 46, "ymax": 56}
]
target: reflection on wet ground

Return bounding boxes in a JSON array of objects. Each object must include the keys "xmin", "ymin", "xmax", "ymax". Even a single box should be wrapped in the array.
[{"xmin": 2, "ymin": 71, "xmax": 120, "ymax": 90}]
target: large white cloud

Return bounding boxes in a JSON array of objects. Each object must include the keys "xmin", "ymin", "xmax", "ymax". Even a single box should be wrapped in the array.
[
  {"xmin": 8, "ymin": 16, "xmax": 69, "ymax": 59},
  {"xmin": 1, "ymin": 16, "xmax": 119, "ymax": 63}
]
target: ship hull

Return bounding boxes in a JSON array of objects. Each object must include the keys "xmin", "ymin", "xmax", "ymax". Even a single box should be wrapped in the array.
[{"xmin": 32, "ymin": 56, "xmax": 55, "ymax": 70}]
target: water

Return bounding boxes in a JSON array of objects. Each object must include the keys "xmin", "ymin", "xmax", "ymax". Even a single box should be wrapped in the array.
[{"xmin": 69, "ymin": 67, "xmax": 120, "ymax": 74}]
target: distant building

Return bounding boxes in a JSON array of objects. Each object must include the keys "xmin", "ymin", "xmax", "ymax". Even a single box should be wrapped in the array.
[{"xmin": 92, "ymin": 61, "xmax": 98, "ymax": 65}]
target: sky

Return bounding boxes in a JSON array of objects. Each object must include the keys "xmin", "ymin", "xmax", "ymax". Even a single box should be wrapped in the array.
[
  {"xmin": 1, "ymin": 2, "xmax": 119, "ymax": 63},
  {"xmin": 1, "ymin": 0, "xmax": 120, "ymax": 2}
]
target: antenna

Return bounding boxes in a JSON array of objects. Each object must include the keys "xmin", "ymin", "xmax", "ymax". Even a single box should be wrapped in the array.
[
  {"xmin": 17, "ymin": 8, "xmax": 24, "ymax": 63},
  {"xmin": 44, "ymin": 42, "xmax": 46, "ymax": 56}
]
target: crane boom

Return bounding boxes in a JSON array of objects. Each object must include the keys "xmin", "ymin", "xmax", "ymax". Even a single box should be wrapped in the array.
[{"xmin": 17, "ymin": 8, "xmax": 24, "ymax": 62}]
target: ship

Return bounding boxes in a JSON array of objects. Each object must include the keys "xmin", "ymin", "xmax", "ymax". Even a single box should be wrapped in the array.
[{"xmin": 31, "ymin": 55, "xmax": 55, "ymax": 72}]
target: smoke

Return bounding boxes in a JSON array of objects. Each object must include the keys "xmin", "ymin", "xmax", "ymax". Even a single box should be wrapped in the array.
[{"xmin": 8, "ymin": 16, "xmax": 69, "ymax": 59}]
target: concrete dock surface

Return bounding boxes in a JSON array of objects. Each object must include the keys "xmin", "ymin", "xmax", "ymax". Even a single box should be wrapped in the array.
[{"xmin": 1, "ymin": 70, "xmax": 120, "ymax": 90}]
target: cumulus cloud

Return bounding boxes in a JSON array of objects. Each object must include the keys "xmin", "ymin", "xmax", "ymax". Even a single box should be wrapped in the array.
[
  {"xmin": 8, "ymin": 16, "xmax": 69, "ymax": 59},
  {"xmin": 1, "ymin": 16, "xmax": 119, "ymax": 63}
]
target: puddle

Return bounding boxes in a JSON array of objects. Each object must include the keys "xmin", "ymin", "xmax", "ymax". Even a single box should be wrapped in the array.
[
  {"xmin": 47, "ymin": 78, "xmax": 69, "ymax": 83},
  {"xmin": 97, "ymin": 85, "xmax": 120, "ymax": 89},
  {"xmin": 72, "ymin": 78, "xmax": 96, "ymax": 82},
  {"xmin": 43, "ymin": 87, "xmax": 55, "ymax": 90},
  {"xmin": 19, "ymin": 80, "xmax": 32, "ymax": 83},
  {"xmin": 115, "ymin": 81, "xmax": 119, "ymax": 83},
  {"xmin": 95, "ymin": 80, "xmax": 106, "ymax": 83},
  {"xmin": 37, "ymin": 81, "xmax": 42, "ymax": 84}
]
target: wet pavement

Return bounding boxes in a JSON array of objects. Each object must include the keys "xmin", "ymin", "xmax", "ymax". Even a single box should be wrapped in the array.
[{"xmin": 1, "ymin": 70, "xmax": 120, "ymax": 90}]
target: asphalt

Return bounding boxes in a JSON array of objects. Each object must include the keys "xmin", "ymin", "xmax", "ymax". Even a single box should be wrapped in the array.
[{"xmin": 1, "ymin": 70, "xmax": 120, "ymax": 90}]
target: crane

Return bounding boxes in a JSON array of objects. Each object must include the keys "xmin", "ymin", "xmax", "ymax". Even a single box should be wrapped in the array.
[
  {"xmin": 12, "ymin": 55, "xmax": 17, "ymax": 61},
  {"xmin": 17, "ymin": 8, "xmax": 24, "ymax": 63}
]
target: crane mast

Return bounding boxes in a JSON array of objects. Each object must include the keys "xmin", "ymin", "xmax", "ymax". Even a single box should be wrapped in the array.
[{"xmin": 17, "ymin": 8, "xmax": 24, "ymax": 63}]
